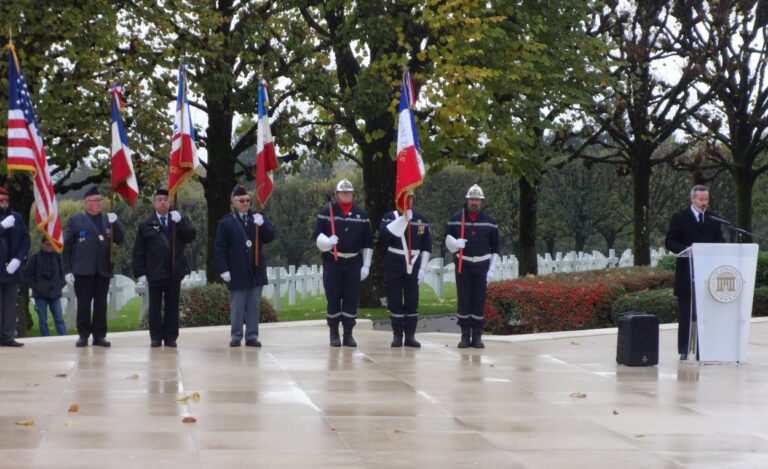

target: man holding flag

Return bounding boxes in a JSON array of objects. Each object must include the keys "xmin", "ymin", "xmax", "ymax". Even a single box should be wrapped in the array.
[
  {"xmin": 6, "ymin": 42, "xmax": 58, "ymax": 346},
  {"xmin": 444, "ymin": 185, "xmax": 500, "ymax": 349},
  {"xmin": 380, "ymin": 70, "xmax": 432, "ymax": 348}
]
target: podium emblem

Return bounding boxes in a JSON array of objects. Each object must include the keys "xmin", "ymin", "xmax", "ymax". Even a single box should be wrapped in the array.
[{"xmin": 708, "ymin": 265, "xmax": 743, "ymax": 303}]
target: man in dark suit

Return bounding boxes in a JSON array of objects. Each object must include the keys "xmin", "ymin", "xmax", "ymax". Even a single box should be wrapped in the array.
[
  {"xmin": 665, "ymin": 184, "xmax": 725, "ymax": 360},
  {"xmin": 214, "ymin": 184, "xmax": 275, "ymax": 347},
  {"xmin": 132, "ymin": 188, "xmax": 196, "ymax": 348},
  {"xmin": 0, "ymin": 187, "xmax": 30, "ymax": 347},
  {"xmin": 63, "ymin": 186, "xmax": 124, "ymax": 347}
]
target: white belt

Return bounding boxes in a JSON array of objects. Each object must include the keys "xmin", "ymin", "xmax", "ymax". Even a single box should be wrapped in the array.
[
  {"xmin": 387, "ymin": 247, "xmax": 420, "ymax": 256},
  {"xmin": 459, "ymin": 254, "xmax": 492, "ymax": 263},
  {"xmin": 335, "ymin": 251, "xmax": 359, "ymax": 259}
]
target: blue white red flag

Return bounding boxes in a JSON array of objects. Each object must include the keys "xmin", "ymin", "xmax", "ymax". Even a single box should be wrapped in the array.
[
  {"xmin": 168, "ymin": 66, "xmax": 199, "ymax": 198},
  {"xmin": 394, "ymin": 69, "xmax": 425, "ymax": 213},
  {"xmin": 109, "ymin": 83, "xmax": 139, "ymax": 207},
  {"xmin": 255, "ymin": 79, "xmax": 278, "ymax": 206},
  {"xmin": 6, "ymin": 46, "xmax": 63, "ymax": 251}
]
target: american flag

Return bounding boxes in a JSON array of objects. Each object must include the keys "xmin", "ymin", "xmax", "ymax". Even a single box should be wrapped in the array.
[
  {"xmin": 6, "ymin": 48, "xmax": 63, "ymax": 251},
  {"xmin": 168, "ymin": 65, "xmax": 199, "ymax": 198},
  {"xmin": 109, "ymin": 83, "xmax": 139, "ymax": 207},
  {"xmin": 255, "ymin": 78, "xmax": 278, "ymax": 206},
  {"xmin": 394, "ymin": 69, "xmax": 425, "ymax": 213}
]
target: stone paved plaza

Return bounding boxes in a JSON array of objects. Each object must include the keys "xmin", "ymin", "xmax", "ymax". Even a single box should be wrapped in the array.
[{"xmin": 3, "ymin": 319, "xmax": 768, "ymax": 468}]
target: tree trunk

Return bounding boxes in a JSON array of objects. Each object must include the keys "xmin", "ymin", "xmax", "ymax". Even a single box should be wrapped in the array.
[
  {"xmin": 202, "ymin": 104, "xmax": 236, "ymax": 283},
  {"xmin": 359, "ymin": 141, "xmax": 395, "ymax": 307},
  {"xmin": 518, "ymin": 177, "xmax": 538, "ymax": 275},
  {"xmin": 631, "ymin": 155, "xmax": 652, "ymax": 266},
  {"xmin": 574, "ymin": 234, "xmax": 587, "ymax": 253},
  {"xmin": 733, "ymin": 167, "xmax": 754, "ymax": 242}
]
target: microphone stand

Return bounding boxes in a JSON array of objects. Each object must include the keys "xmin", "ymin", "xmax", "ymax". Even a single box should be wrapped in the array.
[{"xmin": 712, "ymin": 217, "xmax": 768, "ymax": 243}]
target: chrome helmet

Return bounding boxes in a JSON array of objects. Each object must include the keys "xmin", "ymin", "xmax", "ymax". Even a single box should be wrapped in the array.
[
  {"xmin": 336, "ymin": 178, "xmax": 354, "ymax": 192},
  {"xmin": 465, "ymin": 184, "xmax": 485, "ymax": 199}
]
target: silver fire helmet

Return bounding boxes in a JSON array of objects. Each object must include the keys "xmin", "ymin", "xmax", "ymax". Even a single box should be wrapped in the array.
[
  {"xmin": 336, "ymin": 178, "xmax": 354, "ymax": 192},
  {"xmin": 465, "ymin": 184, "xmax": 485, "ymax": 199}
]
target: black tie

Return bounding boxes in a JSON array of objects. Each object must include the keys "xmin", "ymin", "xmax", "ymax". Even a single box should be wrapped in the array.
[
  {"xmin": 698, "ymin": 213, "xmax": 703, "ymax": 224},
  {"xmin": 242, "ymin": 215, "xmax": 247, "ymax": 224},
  {"xmin": 160, "ymin": 216, "xmax": 167, "ymax": 229}
]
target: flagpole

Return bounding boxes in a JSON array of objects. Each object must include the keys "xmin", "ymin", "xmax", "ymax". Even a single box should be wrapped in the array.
[
  {"xmin": 108, "ymin": 88, "xmax": 116, "ymax": 266},
  {"xmin": 458, "ymin": 208, "xmax": 465, "ymax": 274},
  {"xmin": 253, "ymin": 195, "xmax": 260, "ymax": 267},
  {"xmin": 171, "ymin": 65, "xmax": 186, "ymax": 267}
]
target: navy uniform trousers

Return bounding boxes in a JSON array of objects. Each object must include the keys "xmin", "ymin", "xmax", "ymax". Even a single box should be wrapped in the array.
[{"xmin": 323, "ymin": 256, "xmax": 362, "ymax": 328}]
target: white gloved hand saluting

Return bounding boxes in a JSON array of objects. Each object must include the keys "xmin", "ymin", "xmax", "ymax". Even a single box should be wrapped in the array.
[
  {"xmin": 5, "ymin": 259, "xmax": 20, "ymax": 275},
  {"xmin": 170, "ymin": 211, "xmax": 181, "ymax": 223},
  {"xmin": 221, "ymin": 271, "xmax": 231, "ymax": 283},
  {"xmin": 253, "ymin": 213, "xmax": 264, "ymax": 226},
  {"xmin": 0, "ymin": 215, "xmax": 14, "ymax": 229},
  {"xmin": 65, "ymin": 273, "xmax": 75, "ymax": 285},
  {"xmin": 360, "ymin": 266, "xmax": 370, "ymax": 281},
  {"xmin": 107, "ymin": 213, "xmax": 118, "ymax": 223}
]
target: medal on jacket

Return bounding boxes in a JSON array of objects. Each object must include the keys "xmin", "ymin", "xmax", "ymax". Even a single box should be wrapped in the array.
[
  {"xmin": 98, "ymin": 234, "xmax": 105, "ymax": 241},
  {"xmin": 246, "ymin": 240, "xmax": 253, "ymax": 248}
]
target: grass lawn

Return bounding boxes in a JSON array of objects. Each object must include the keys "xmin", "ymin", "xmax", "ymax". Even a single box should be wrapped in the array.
[{"xmin": 23, "ymin": 284, "xmax": 457, "ymax": 337}]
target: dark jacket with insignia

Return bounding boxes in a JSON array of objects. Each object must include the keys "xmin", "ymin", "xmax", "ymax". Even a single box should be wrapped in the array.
[
  {"xmin": 312, "ymin": 203, "xmax": 373, "ymax": 264},
  {"xmin": 379, "ymin": 210, "xmax": 432, "ymax": 271},
  {"xmin": 63, "ymin": 212, "xmax": 124, "ymax": 278},
  {"xmin": 132, "ymin": 213, "xmax": 197, "ymax": 285},
  {"xmin": 444, "ymin": 208, "xmax": 500, "ymax": 266},
  {"xmin": 214, "ymin": 210, "xmax": 275, "ymax": 291}
]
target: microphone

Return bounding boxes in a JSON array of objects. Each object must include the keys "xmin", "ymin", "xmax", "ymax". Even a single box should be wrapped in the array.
[{"xmin": 707, "ymin": 215, "xmax": 733, "ymax": 226}]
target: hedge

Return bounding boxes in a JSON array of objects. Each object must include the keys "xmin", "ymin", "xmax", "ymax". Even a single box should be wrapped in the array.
[
  {"xmin": 178, "ymin": 283, "xmax": 278, "ymax": 328},
  {"xmin": 484, "ymin": 267, "xmax": 674, "ymax": 334}
]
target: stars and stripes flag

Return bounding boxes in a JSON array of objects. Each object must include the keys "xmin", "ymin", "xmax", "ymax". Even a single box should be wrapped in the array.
[
  {"xmin": 168, "ymin": 65, "xmax": 199, "ymax": 199},
  {"xmin": 255, "ymin": 78, "xmax": 278, "ymax": 206},
  {"xmin": 6, "ymin": 46, "xmax": 63, "ymax": 251},
  {"xmin": 109, "ymin": 83, "xmax": 139, "ymax": 207},
  {"xmin": 394, "ymin": 69, "xmax": 425, "ymax": 213}
]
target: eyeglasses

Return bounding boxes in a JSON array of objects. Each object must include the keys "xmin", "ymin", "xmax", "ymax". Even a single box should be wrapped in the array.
[{"xmin": 235, "ymin": 198, "xmax": 251, "ymax": 203}]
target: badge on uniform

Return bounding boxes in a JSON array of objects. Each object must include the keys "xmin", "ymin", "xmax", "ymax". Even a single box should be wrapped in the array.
[
  {"xmin": 246, "ymin": 240, "xmax": 253, "ymax": 248},
  {"xmin": 153, "ymin": 225, "xmax": 160, "ymax": 232},
  {"xmin": 78, "ymin": 230, "xmax": 87, "ymax": 242},
  {"xmin": 98, "ymin": 234, "xmax": 105, "ymax": 241}
]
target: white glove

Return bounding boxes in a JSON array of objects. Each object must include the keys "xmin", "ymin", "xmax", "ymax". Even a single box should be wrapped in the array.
[
  {"xmin": 253, "ymin": 213, "xmax": 264, "ymax": 226},
  {"xmin": 137, "ymin": 275, "xmax": 147, "ymax": 285},
  {"xmin": 329, "ymin": 235, "xmax": 338, "ymax": 245},
  {"xmin": 455, "ymin": 238, "xmax": 467, "ymax": 249},
  {"xmin": 5, "ymin": 258, "xmax": 20, "ymax": 274},
  {"xmin": 221, "ymin": 271, "xmax": 231, "ymax": 282},
  {"xmin": 445, "ymin": 235, "xmax": 466, "ymax": 253},
  {"xmin": 107, "ymin": 213, "xmax": 118, "ymax": 223},
  {"xmin": 170, "ymin": 211, "xmax": 181, "ymax": 223},
  {"xmin": 386, "ymin": 214, "xmax": 408, "ymax": 237},
  {"xmin": 65, "ymin": 273, "xmax": 75, "ymax": 285},
  {"xmin": 316, "ymin": 234, "xmax": 333, "ymax": 252},
  {"xmin": 360, "ymin": 266, "xmax": 369, "ymax": 281},
  {"xmin": 0, "ymin": 215, "xmax": 14, "ymax": 229},
  {"xmin": 418, "ymin": 269, "xmax": 426, "ymax": 283},
  {"xmin": 486, "ymin": 270, "xmax": 494, "ymax": 282}
]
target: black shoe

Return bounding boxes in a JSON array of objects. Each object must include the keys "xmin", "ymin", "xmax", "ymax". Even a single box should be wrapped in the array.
[
  {"xmin": 1, "ymin": 339, "xmax": 24, "ymax": 347},
  {"xmin": 471, "ymin": 330, "xmax": 485, "ymax": 349},
  {"xmin": 229, "ymin": 339, "xmax": 241, "ymax": 347},
  {"xmin": 342, "ymin": 328, "xmax": 357, "ymax": 347},
  {"xmin": 458, "ymin": 332, "xmax": 471, "ymax": 348},
  {"xmin": 679, "ymin": 353, "xmax": 688, "ymax": 361},
  {"xmin": 245, "ymin": 338, "xmax": 262, "ymax": 347},
  {"xmin": 75, "ymin": 337, "xmax": 88, "ymax": 348},
  {"xmin": 391, "ymin": 332, "xmax": 403, "ymax": 348},
  {"xmin": 329, "ymin": 327, "xmax": 341, "ymax": 347},
  {"xmin": 164, "ymin": 340, "xmax": 177, "ymax": 348},
  {"xmin": 404, "ymin": 334, "xmax": 421, "ymax": 348},
  {"xmin": 150, "ymin": 340, "xmax": 162, "ymax": 348},
  {"xmin": 93, "ymin": 338, "xmax": 111, "ymax": 347}
]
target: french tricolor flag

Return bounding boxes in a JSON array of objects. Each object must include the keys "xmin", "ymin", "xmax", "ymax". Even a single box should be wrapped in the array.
[
  {"xmin": 394, "ymin": 69, "xmax": 425, "ymax": 213},
  {"xmin": 110, "ymin": 83, "xmax": 139, "ymax": 207},
  {"xmin": 256, "ymin": 78, "xmax": 278, "ymax": 206}
]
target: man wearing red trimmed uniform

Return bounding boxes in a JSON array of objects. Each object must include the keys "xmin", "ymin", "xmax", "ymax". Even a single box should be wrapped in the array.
[{"xmin": 444, "ymin": 185, "xmax": 500, "ymax": 348}]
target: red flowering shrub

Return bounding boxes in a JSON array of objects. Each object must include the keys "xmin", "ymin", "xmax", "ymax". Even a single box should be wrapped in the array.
[
  {"xmin": 179, "ymin": 284, "xmax": 278, "ymax": 328},
  {"xmin": 484, "ymin": 267, "xmax": 673, "ymax": 334}
]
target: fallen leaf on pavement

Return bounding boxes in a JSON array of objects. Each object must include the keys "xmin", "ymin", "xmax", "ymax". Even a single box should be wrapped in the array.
[
  {"xmin": 612, "ymin": 409, "xmax": 619, "ymax": 415},
  {"xmin": 68, "ymin": 404, "xmax": 79, "ymax": 413},
  {"xmin": 55, "ymin": 374, "xmax": 67, "ymax": 378},
  {"xmin": 15, "ymin": 420, "xmax": 34, "ymax": 427},
  {"xmin": 127, "ymin": 374, "xmax": 139, "ymax": 380},
  {"xmin": 569, "ymin": 392, "xmax": 587, "ymax": 399},
  {"xmin": 182, "ymin": 417, "xmax": 196, "ymax": 424}
]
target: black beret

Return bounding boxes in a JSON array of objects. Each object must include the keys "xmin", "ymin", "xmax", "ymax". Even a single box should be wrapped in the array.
[
  {"xmin": 232, "ymin": 184, "xmax": 248, "ymax": 197},
  {"xmin": 83, "ymin": 186, "xmax": 102, "ymax": 199},
  {"xmin": 155, "ymin": 188, "xmax": 169, "ymax": 197}
]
